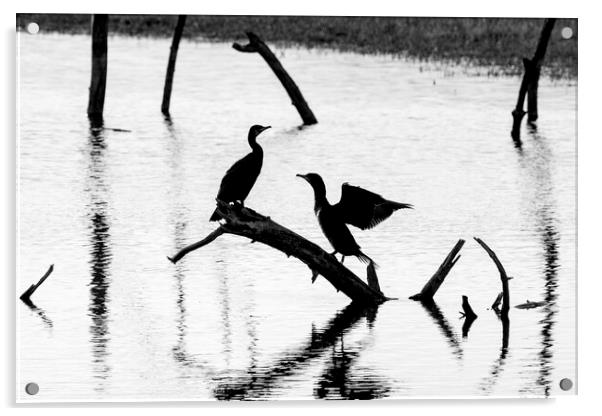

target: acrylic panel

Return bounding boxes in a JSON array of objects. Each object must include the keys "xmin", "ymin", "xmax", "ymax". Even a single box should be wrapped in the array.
[{"xmin": 16, "ymin": 14, "xmax": 577, "ymax": 401}]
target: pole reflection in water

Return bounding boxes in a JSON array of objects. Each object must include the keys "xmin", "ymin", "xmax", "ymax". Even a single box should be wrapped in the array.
[
  {"xmin": 86, "ymin": 121, "xmax": 113, "ymax": 392},
  {"xmin": 514, "ymin": 127, "xmax": 560, "ymax": 396},
  {"xmin": 165, "ymin": 116, "xmax": 218, "ymax": 382},
  {"xmin": 526, "ymin": 128, "xmax": 559, "ymax": 396}
]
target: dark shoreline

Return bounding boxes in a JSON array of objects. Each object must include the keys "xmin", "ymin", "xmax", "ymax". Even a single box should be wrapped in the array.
[{"xmin": 17, "ymin": 14, "xmax": 577, "ymax": 79}]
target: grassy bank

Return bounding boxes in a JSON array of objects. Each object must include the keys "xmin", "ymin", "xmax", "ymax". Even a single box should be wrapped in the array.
[{"xmin": 17, "ymin": 14, "xmax": 577, "ymax": 78}]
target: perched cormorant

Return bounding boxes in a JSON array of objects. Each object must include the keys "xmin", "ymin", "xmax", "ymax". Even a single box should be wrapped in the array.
[
  {"xmin": 209, "ymin": 125, "xmax": 271, "ymax": 221},
  {"xmin": 296, "ymin": 173, "xmax": 413, "ymax": 265}
]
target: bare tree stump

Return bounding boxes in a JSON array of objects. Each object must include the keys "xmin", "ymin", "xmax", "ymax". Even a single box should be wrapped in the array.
[
  {"xmin": 87, "ymin": 14, "xmax": 108, "ymax": 125},
  {"xmin": 233, "ymin": 32, "xmax": 317, "ymax": 125},
  {"xmin": 474, "ymin": 237, "xmax": 510, "ymax": 319},
  {"xmin": 168, "ymin": 201, "xmax": 385, "ymax": 305},
  {"xmin": 409, "ymin": 239, "xmax": 465, "ymax": 301},
  {"xmin": 161, "ymin": 15, "xmax": 187, "ymax": 115}
]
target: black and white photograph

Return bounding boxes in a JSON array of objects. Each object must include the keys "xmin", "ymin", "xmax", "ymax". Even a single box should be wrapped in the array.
[{"xmin": 15, "ymin": 11, "xmax": 576, "ymax": 402}]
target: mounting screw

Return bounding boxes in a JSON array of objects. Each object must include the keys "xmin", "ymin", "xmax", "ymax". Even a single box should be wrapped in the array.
[
  {"xmin": 26, "ymin": 23, "xmax": 39, "ymax": 35},
  {"xmin": 25, "ymin": 382, "xmax": 39, "ymax": 395},
  {"xmin": 559, "ymin": 378, "xmax": 573, "ymax": 391}
]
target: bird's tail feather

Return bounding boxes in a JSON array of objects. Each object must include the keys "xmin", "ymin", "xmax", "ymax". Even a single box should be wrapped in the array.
[
  {"xmin": 357, "ymin": 251, "xmax": 378, "ymax": 268},
  {"xmin": 209, "ymin": 209, "xmax": 221, "ymax": 222},
  {"xmin": 387, "ymin": 200, "xmax": 413, "ymax": 210}
]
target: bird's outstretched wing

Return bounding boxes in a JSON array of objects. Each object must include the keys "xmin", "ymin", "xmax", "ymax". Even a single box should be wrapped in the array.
[{"xmin": 334, "ymin": 183, "xmax": 412, "ymax": 230}]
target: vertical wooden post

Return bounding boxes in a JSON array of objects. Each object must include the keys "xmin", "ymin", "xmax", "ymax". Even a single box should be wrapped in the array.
[
  {"xmin": 161, "ymin": 15, "xmax": 187, "ymax": 115},
  {"xmin": 87, "ymin": 14, "xmax": 109, "ymax": 124},
  {"xmin": 233, "ymin": 32, "xmax": 318, "ymax": 125},
  {"xmin": 527, "ymin": 18, "xmax": 556, "ymax": 124},
  {"xmin": 511, "ymin": 58, "xmax": 530, "ymax": 142},
  {"xmin": 510, "ymin": 18, "xmax": 556, "ymax": 138}
]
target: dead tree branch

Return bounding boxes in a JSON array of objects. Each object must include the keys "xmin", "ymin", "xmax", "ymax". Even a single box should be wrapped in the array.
[
  {"xmin": 168, "ymin": 228, "xmax": 225, "ymax": 263},
  {"xmin": 233, "ymin": 32, "xmax": 317, "ymax": 125},
  {"xmin": 168, "ymin": 201, "xmax": 386, "ymax": 305},
  {"xmin": 409, "ymin": 239, "xmax": 465, "ymax": 301},
  {"xmin": 20, "ymin": 264, "xmax": 54, "ymax": 303},
  {"xmin": 474, "ymin": 237, "xmax": 510, "ymax": 318}
]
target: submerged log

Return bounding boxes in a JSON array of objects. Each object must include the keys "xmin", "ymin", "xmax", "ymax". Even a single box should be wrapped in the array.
[
  {"xmin": 168, "ymin": 201, "xmax": 385, "ymax": 305},
  {"xmin": 161, "ymin": 15, "xmax": 187, "ymax": 115},
  {"xmin": 20, "ymin": 264, "xmax": 54, "ymax": 303},
  {"xmin": 409, "ymin": 239, "xmax": 465, "ymax": 301},
  {"xmin": 233, "ymin": 32, "xmax": 317, "ymax": 125},
  {"xmin": 515, "ymin": 300, "xmax": 546, "ymax": 309},
  {"xmin": 87, "ymin": 14, "xmax": 109, "ymax": 124},
  {"xmin": 474, "ymin": 237, "xmax": 510, "ymax": 318}
]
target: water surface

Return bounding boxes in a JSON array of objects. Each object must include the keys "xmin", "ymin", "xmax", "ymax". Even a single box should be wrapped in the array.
[{"xmin": 17, "ymin": 33, "xmax": 576, "ymax": 401}]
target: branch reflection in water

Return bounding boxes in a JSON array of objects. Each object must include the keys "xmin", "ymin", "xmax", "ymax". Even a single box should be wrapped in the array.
[
  {"xmin": 480, "ymin": 311, "xmax": 510, "ymax": 394},
  {"xmin": 418, "ymin": 299, "xmax": 463, "ymax": 359},
  {"xmin": 212, "ymin": 302, "xmax": 388, "ymax": 400},
  {"xmin": 22, "ymin": 298, "xmax": 54, "ymax": 329},
  {"xmin": 314, "ymin": 306, "xmax": 392, "ymax": 400}
]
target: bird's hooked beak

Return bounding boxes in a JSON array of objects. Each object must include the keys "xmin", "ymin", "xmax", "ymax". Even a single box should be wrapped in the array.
[
  {"xmin": 259, "ymin": 125, "xmax": 271, "ymax": 135},
  {"xmin": 296, "ymin": 173, "xmax": 308, "ymax": 182}
]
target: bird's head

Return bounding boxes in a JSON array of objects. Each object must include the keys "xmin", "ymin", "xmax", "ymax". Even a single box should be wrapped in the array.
[
  {"xmin": 248, "ymin": 124, "xmax": 271, "ymax": 139},
  {"xmin": 296, "ymin": 172, "xmax": 326, "ymax": 197}
]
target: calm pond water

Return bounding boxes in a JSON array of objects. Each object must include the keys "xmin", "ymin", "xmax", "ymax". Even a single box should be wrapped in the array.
[{"xmin": 17, "ymin": 33, "xmax": 576, "ymax": 401}]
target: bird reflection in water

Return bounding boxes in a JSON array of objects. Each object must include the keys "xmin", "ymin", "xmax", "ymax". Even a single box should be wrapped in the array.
[{"xmin": 86, "ymin": 120, "xmax": 113, "ymax": 392}]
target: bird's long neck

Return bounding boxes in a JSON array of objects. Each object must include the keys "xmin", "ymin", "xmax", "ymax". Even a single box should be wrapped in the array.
[
  {"xmin": 311, "ymin": 183, "xmax": 329, "ymax": 214},
  {"xmin": 248, "ymin": 133, "xmax": 263, "ymax": 155}
]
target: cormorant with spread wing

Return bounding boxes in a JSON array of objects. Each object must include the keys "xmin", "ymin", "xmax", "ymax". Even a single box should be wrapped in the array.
[
  {"xmin": 209, "ymin": 125, "xmax": 271, "ymax": 221},
  {"xmin": 296, "ymin": 172, "xmax": 412, "ymax": 265}
]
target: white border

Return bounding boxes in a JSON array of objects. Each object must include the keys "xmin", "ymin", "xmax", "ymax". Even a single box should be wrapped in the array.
[{"xmin": 3, "ymin": 1, "xmax": 599, "ymax": 415}]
